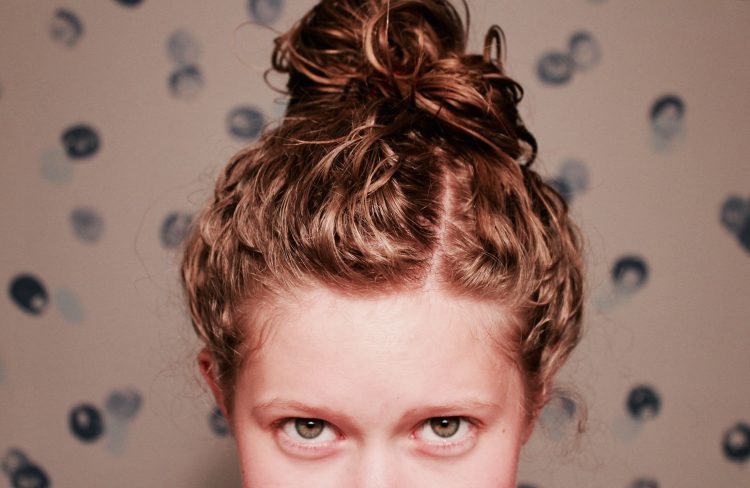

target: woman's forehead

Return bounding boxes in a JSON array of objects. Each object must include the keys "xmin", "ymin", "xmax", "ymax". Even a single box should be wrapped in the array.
[
  {"xmin": 236, "ymin": 286, "xmax": 522, "ymax": 412},
  {"xmin": 247, "ymin": 285, "xmax": 517, "ymax": 357}
]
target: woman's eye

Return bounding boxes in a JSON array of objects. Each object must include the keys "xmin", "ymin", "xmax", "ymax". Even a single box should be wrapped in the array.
[
  {"xmin": 280, "ymin": 418, "xmax": 337, "ymax": 443},
  {"xmin": 418, "ymin": 416, "xmax": 473, "ymax": 442}
]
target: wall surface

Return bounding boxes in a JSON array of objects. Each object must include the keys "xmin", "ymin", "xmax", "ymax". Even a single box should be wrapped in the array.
[{"xmin": 1, "ymin": 0, "xmax": 749, "ymax": 487}]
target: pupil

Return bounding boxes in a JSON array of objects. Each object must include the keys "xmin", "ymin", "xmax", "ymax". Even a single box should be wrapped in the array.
[
  {"xmin": 295, "ymin": 418, "xmax": 324, "ymax": 439},
  {"xmin": 430, "ymin": 417, "xmax": 459, "ymax": 438}
]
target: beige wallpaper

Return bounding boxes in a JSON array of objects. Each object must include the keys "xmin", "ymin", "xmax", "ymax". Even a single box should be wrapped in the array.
[{"xmin": 1, "ymin": 0, "xmax": 749, "ymax": 486}]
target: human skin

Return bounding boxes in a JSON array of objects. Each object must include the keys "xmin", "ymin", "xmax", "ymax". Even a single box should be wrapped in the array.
[{"xmin": 199, "ymin": 285, "xmax": 534, "ymax": 488}]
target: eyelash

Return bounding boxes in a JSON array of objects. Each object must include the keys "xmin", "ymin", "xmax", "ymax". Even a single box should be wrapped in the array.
[{"xmin": 271, "ymin": 416, "xmax": 480, "ymax": 455}]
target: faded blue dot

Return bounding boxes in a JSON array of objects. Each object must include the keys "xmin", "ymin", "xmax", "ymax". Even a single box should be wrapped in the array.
[
  {"xmin": 70, "ymin": 206, "xmax": 104, "ymax": 243},
  {"xmin": 248, "ymin": 0, "xmax": 284, "ymax": 25},
  {"xmin": 55, "ymin": 288, "xmax": 84, "ymax": 324},
  {"xmin": 650, "ymin": 94, "xmax": 685, "ymax": 140},
  {"xmin": 40, "ymin": 147, "xmax": 73, "ymax": 184},
  {"xmin": 629, "ymin": 479, "xmax": 658, "ymax": 488},
  {"xmin": 2, "ymin": 448, "xmax": 29, "ymax": 476},
  {"xmin": 168, "ymin": 65, "xmax": 203, "ymax": 100},
  {"xmin": 209, "ymin": 406, "xmax": 230, "ymax": 437},
  {"xmin": 560, "ymin": 159, "xmax": 589, "ymax": 194},
  {"xmin": 114, "ymin": 0, "xmax": 144, "ymax": 7},
  {"xmin": 11, "ymin": 464, "xmax": 50, "ymax": 488},
  {"xmin": 8, "ymin": 274, "xmax": 49, "ymax": 316},
  {"xmin": 167, "ymin": 29, "xmax": 201, "ymax": 65},
  {"xmin": 548, "ymin": 177, "xmax": 573, "ymax": 202},
  {"xmin": 69, "ymin": 404, "xmax": 105, "ymax": 442},
  {"xmin": 722, "ymin": 422, "xmax": 750, "ymax": 463},
  {"xmin": 105, "ymin": 388, "xmax": 142, "ymax": 422},
  {"xmin": 626, "ymin": 384, "xmax": 661, "ymax": 420},
  {"xmin": 61, "ymin": 124, "xmax": 100, "ymax": 160},
  {"xmin": 227, "ymin": 106, "xmax": 265, "ymax": 140},
  {"xmin": 540, "ymin": 395, "xmax": 577, "ymax": 440},
  {"xmin": 50, "ymin": 8, "xmax": 83, "ymax": 48},
  {"xmin": 568, "ymin": 31, "xmax": 601, "ymax": 71},
  {"xmin": 537, "ymin": 51, "xmax": 575, "ymax": 85},
  {"xmin": 161, "ymin": 211, "xmax": 193, "ymax": 248},
  {"xmin": 612, "ymin": 255, "xmax": 649, "ymax": 293}
]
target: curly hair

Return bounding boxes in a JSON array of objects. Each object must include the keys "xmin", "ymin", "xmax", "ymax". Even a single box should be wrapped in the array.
[{"xmin": 180, "ymin": 0, "xmax": 585, "ymax": 420}]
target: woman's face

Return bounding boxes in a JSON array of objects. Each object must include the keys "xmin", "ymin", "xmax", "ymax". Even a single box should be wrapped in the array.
[{"xmin": 202, "ymin": 286, "xmax": 533, "ymax": 488}]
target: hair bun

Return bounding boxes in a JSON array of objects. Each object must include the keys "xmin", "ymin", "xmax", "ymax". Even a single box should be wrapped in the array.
[
  {"xmin": 269, "ymin": 0, "xmax": 537, "ymax": 166},
  {"xmin": 271, "ymin": 0, "xmax": 466, "ymax": 103}
]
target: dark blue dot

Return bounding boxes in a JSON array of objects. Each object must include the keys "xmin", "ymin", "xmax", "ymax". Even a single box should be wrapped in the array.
[
  {"xmin": 517, "ymin": 484, "xmax": 539, "ymax": 488},
  {"xmin": 736, "ymin": 214, "xmax": 750, "ymax": 254},
  {"xmin": 50, "ymin": 9, "xmax": 83, "ymax": 48},
  {"xmin": 61, "ymin": 124, "xmax": 100, "ymax": 160},
  {"xmin": 720, "ymin": 195, "xmax": 746, "ymax": 233},
  {"xmin": 105, "ymin": 388, "xmax": 142, "ymax": 422},
  {"xmin": 114, "ymin": 0, "xmax": 144, "ymax": 7},
  {"xmin": 536, "ymin": 51, "xmax": 575, "ymax": 85},
  {"xmin": 568, "ymin": 31, "xmax": 601, "ymax": 71},
  {"xmin": 167, "ymin": 29, "xmax": 201, "ymax": 65},
  {"xmin": 650, "ymin": 94, "xmax": 685, "ymax": 138},
  {"xmin": 69, "ymin": 404, "xmax": 105, "ymax": 442},
  {"xmin": 629, "ymin": 479, "xmax": 658, "ymax": 488},
  {"xmin": 248, "ymin": 0, "xmax": 284, "ymax": 25},
  {"xmin": 160, "ymin": 211, "xmax": 193, "ymax": 248},
  {"xmin": 722, "ymin": 422, "xmax": 750, "ymax": 463},
  {"xmin": 209, "ymin": 406, "xmax": 230, "ymax": 437},
  {"xmin": 168, "ymin": 65, "xmax": 204, "ymax": 100},
  {"xmin": 70, "ymin": 206, "xmax": 105, "ymax": 243},
  {"xmin": 227, "ymin": 106, "xmax": 265, "ymax": 140},
  {"xmin": 2, "ymin": 448, "xmax": 29, "ymax": 476},
  {"xmin": 626, "ymin": 384, "xmax": 661, "ymax": 420},
  {"xmin": 611, "ymin": 255, "xmax": 649, "ymax": 292},
  {"xmin": 11, "ymin": 464, "xmax": 50, "ymax": 488},
  {"xmin": 8, "ymin": 274, "xmax": 49, "ymax": 316}
]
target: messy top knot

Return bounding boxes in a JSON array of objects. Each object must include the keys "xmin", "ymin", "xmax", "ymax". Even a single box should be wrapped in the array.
[
  {"xmin": 181, "ymin": 0, "xmax": 585, "ymax": 421},
  {"xmin": 271, "ymin": 0, "xmax": 537, "ymax": 164}
]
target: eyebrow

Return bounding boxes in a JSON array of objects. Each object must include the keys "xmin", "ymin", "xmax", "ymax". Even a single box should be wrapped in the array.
[{"xmin": 252, "ymin": 398, "xmax": 503, "ymax": 428}]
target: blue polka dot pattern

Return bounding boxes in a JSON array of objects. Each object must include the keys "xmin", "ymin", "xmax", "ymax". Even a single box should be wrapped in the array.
[
  {"xmin": 167, "ymin": 29, "xmax": 201, "ymax": 65},
  {"xmin": 247, "ymin": 0, "xmax": 285, "ymax": 25},
  {"xmin": 105, "ymin": 388, "xmax": 143, "ymax": 422},
  {"xmin": 626, "ymin": 385, "xmax": 661, "ymax": 420},
  {"xmin": 69, "ymin": 404, "xmax": 106, "ymax": 442},
  {"xmin": 629, "ymin": 479, "xmax": 658, "ymax": 488},
  {"xmin": 209, "ymin": 406, "xmax": 230, "ymax": 437},
  {"xmin": 55, "ymin": 288, "xmax": 85, "ymax": 324},
  {"xmin": 160, "ymin": 211, "xmax": 193, "ymax": 248},
  {"xmin": 568, "ymin": 31, "xmax": 601, "ymax": 71},
  {"xmin": 50, "ymin": 9, "xmax": 84, "ymax": 48},
  {"xmin": 70, "ymin": 206, "xmax": 105, "ymax": 243},
  {"xmin": 612, "ymin": 255, "xmax": 649, "ymax": 293},
  {"xmin": 537, "ymin": 51, "xmax": 575, "ymax": 85},
  {"xmin": 114, "ymin": 0, "xmax": 144, "ymax": 7},
  {"xmin": 8, "ymin": 274, "xmax": 49, "ymax": 316},
  {"xmin": 61, "ymin": 124, "xmax": 100, "ymax": 160},
  {"xmin": 227, "ymin": 106, "xmax": 265, "ymax": 140},
  {"xmin": 168, "ymin": 65, "xmax": 204, "ymax": 100},
  {"xmin": 722, "ymin": 422, "xmax": 750, "ymax": 463},
  {"xmin": 2, "ymin": 450, "xmax": 51, "ymax": 488}
]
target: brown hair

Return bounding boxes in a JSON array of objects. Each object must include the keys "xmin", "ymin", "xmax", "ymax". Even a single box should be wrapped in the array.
[{"xmin": 180, "ymin": 0, "xmax": 585, "ymax": 421}]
